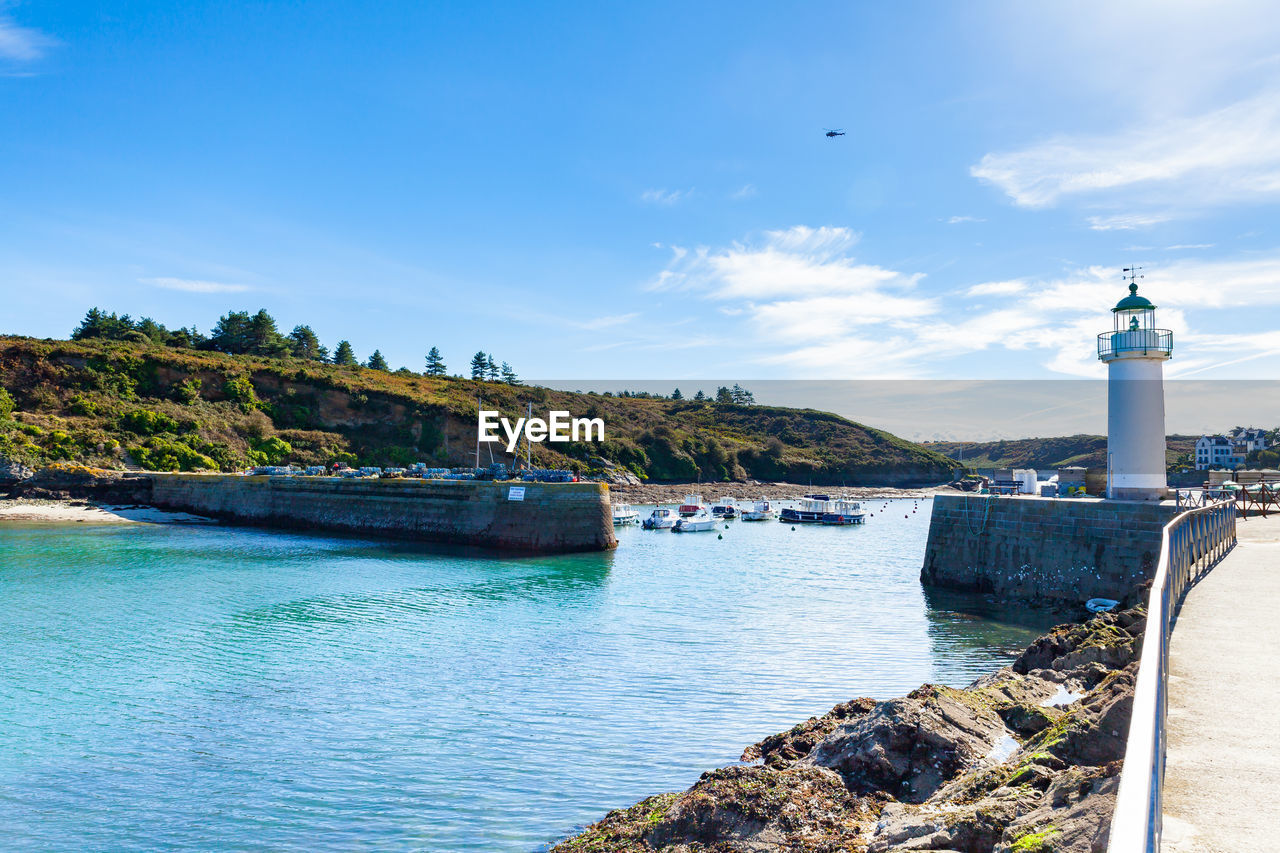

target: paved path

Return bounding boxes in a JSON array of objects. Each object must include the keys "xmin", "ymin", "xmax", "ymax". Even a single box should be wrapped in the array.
[{"xmin": 1162, "ymin": 514, "xmax": 1280, "ymax": 852}]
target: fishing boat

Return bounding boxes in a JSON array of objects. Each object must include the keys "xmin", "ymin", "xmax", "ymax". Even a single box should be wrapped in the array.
[
  {"xmin": 678, "ymin": 494, "xmax": 707, "ymax": 517},
  {"xmin": 822, "ymin": 498, "xmax": 867, "ymax": 525},
  {"xmin": 672, "ymin": 510, "xmax": 717, "ymax": 532},
  {"xmin": 779, "ymin": 494, "xmax": 832, "ymax": 523},
  {"xmin": 642, "ymin": 507, "xmax": 677, "ymax": 529},
  {"xmin": 710, "ymin": 497, "xmax": 738, "ymax": 519},
  {"xmin": 611, "ymin": 504, "xmax": 640, "ymax": 525},
  {"xmin": 740, "ymin": 497, "xmax": 776, "ymax": 521}
]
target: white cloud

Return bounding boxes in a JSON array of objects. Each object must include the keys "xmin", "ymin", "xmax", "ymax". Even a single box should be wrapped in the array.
[
  {"xmin": 0, "ymin": 13, "xmax": 52, "ymax": 61},
  {"xmin": 965, "ymin": 280, "xmax": 1026, "ymax": 297},
  {"xmin": 576, "ymin": 312, "xmax": 638, "ymax": 330},
  {"xmin": 1165, "ymin": 243, "xmax": 1214, "ymax": 250},
  {"xmin": 1086, "ymin": 212, "xmax": 1175, "ymax": 231},
  {"xmin": 142, "ymin": 276, "xmax": 250, "ymax": 294},
  {"xmin": 971, "ymin": 88, "xmax": 1280, "ymax": 215},
  {"xmin": 946, "ymin": 215, "xmax": 985, "ymax": 224},
  {"xmin": 730, "ymin": 184, "xmax": 757, "ymax": 201},
  {"xmin": 650, "ymin": 227, "xmax": 1280, "ymax": 379},
  {"xmin": 640, "ymin": 188, "xmax": 691, "ymax": 205}
]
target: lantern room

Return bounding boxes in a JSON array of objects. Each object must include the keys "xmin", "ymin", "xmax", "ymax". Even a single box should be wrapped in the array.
[{"xmin": 1098, "ymin": 282, "xmax": 1173, "ymax": 362}]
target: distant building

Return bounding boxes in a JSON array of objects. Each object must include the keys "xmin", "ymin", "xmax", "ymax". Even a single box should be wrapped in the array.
[{"xmin": 1193, "ymin": 428, "xmax": 1270, "ymax": 470}]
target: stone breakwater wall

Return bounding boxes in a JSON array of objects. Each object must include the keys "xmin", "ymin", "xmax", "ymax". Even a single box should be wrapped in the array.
[
  {"xmin": 146, "ymin": 474, "xmax": 616, "ymax": 553},
  {"xmin": 921, "ymin": 494, "xmax": 1178, "ymax": 603}
]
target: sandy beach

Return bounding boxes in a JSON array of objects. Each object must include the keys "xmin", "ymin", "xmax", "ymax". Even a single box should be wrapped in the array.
[{"xmin": 0, "ymin": 499, "xmax": 213, "ymax": 525}]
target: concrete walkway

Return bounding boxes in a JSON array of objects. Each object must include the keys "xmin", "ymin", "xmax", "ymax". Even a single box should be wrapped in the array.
[{"xmin": 1162, "ymin": 514, "xmax": 1280, "ymax": 852}]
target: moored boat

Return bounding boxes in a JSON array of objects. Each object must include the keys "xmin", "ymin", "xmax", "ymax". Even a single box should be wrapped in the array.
[
  {"xmin": 779, "ymin": 494, "xmax": 832, "ymax": 523},
  {"xmin": 672, "ymin": 510, "xmax": 717, "ymax": 532},
  {"xmin": 642, "ymin": 507, "xmax": 677, "ymax": 529},
  {"xmin": 740, "ymin": 497, "xmax": 776, "ymax": 521},
  {"xmin": 611, "ymin": 504, "xmax": 640, "ymax": 525},
  {"xmin": 821, "ymin": 498, "xmax": 867, "ymax": 525},
  {"xmin": 678, "ymin": 494, "xmax": 707, "ymax": 517},
  {"xmin": 710, "ymin": 497, "xmax": 738, "ymax": 519}
]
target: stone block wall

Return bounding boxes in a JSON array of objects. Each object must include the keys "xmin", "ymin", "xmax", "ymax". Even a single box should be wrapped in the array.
[
  {"xmin": 147, "ymin": 474, "xmax": 616, "ymax": 554},
  {"xmin": 920, "ymin": 494, "xmax": 1179, "ymax": 603}
]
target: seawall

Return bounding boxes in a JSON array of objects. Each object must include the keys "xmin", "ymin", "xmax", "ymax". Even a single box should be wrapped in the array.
[
  {"xmin": 146, "ymin": 474, "xmax": 617, "ymax": 553},
  {"xmin": 921, "ymin": 493, "xmax": 1178, "ymax": 603}
]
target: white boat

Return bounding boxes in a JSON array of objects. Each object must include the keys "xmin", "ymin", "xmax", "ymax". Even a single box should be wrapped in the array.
[
  {"xmin": 740, "ymin": 497, "xmax": 776, "ymax": 521},
  {"xmin": 642, "ymin": 507, "xmax": 677, "ymax": 529},
  {"xmin": 710, "ymin": 497, "xmax": 738, "ymax": 519},
  {"xmin": 672, "ymin": 510, "xmax": 717, "ymax": 532},
  {"xmin": 611, "ymin": 503, "xmax": 640, "ymax": 525},
  {"xmin": 822, "ymin": 498, "xmax": 867, "ymax": 525},
  {"xmin": 779, "ymin": 494, "xmax": 833, "ymax": 523},
  {"xmin": 678, "ymin": 494, "xmax": 707, "ymax": 518}
]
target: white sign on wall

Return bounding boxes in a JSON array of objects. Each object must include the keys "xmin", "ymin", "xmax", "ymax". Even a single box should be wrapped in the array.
[{"xmin": 507, "ymin": 486, "xmax": 526, "ymax": 502}]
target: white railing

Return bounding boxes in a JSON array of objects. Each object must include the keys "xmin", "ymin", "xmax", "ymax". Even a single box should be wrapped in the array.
[{"xmin": 1107, "ymin": 500, "xmax": 1236, "ymax": 852}]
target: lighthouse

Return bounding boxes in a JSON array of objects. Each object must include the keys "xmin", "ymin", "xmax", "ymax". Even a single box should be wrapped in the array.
[{"xmin": 1097, "ymin": 269, "xmax": 1173, "ymax": 500}]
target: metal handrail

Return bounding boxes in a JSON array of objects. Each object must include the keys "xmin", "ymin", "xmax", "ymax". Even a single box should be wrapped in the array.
[
  {"xmin": 1107, "ymin": 500, "xmax": 1236, "ymax": 852},
  {"xmin": 1097, "ymin": 329, "xmax": 1174, "ymax": 360}
]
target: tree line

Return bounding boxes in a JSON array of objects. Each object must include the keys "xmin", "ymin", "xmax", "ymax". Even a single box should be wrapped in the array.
[{"xmin": 69, "ymin": 308, "xmax": 520, "ymax": 383}]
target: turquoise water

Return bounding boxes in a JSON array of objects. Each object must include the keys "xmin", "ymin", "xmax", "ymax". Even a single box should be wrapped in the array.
[{"xmin": 0, "ymin": 498, "xmax": 1056, "ymax": 852}]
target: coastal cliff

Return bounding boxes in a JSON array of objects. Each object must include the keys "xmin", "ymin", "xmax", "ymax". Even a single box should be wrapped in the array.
[{"xmin": 551, "ymin": 607, "xmax": 1142, "ymax": 853}]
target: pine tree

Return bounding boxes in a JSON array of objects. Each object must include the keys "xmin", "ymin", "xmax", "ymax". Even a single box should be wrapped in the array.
[
  {"xmin": 715, "ymin": 386, "xmax": 734, "ymax": 404},
  {"xmin": 693, "ymin": 390, "xmax": 706, "ymax": 401},
  {"xmin": 671, "ymin": 388, "xmax": 683, "ymax": 400},
  {"xmin": 486, "ymin": 354, "xmax": 500, "ymax": 382},
  {"xmin": 366, "ymin": 350, "xmax": 389, "ymax": 370},
  {"xmin": 288, "ymin": 325, "xmax": 324, "ymax": 360},
  {"xmin": 470, "ymin": 351, "xmax": 488, "ymax": 380},
  {"xmin": 332, "ymin": 340, "xmax": 358, "ymax": 366},
  {"xmin": 501, "ymin": 362, "xmax": 520, "ymax": 385},
  {"xmin": 425, "ymin": 347, "xmax": 447, "ymax": 376}
]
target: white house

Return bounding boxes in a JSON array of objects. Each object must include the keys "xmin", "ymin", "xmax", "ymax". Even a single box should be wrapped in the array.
[{"xmin": 1193, "ymin": 430, "xmax": 1268, "ymax": 470}]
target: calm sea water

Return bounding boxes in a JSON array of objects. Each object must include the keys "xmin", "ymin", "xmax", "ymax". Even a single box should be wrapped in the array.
[{"xmin": 0, "ymin": 498, "xmax": 1056, "ymax": 852}]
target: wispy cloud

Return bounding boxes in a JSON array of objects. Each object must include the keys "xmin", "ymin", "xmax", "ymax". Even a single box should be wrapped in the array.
[
  {"xmin": 141, "ymin": 276, "xmax": 250, "ymax": 294},
  {"xmin": 1086, "ymin": 212, "xmax": 1175, "ymax": 231},
  {"xmin": 971, "ymin": 88, "xmax": 1280, "ymax": 218},
  {"xmin": 1165, "ymin": 243, "xmax": 1214, "ymax": 250},
  {"xmin": 651, "ymin": 227, "xmax": 1280, "ymax": 379},
  {"xmin": 730, "ymin": 184, "xmax": 757, "ymax": 201},
  {"xmin": 946, "ymin": 215, "xmax": 985, "ymax": 224},
  {"xmin": 0, "ymin": 12, "xmax": 53, "ymax": 62},
  {"xmin": 965, "ymin": 280, "xmax": 1026, "ymax": 297},
  {"xmin": 640, "ymin": 188, "xmax": 691, "ymax": 205},
  {"xmin": 575, "ymin": 312, "xmax": 638, "ymax": 330}
]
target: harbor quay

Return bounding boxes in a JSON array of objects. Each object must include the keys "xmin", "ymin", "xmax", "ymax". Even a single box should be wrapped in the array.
[{"xmin": 145, "ymin": 472, "xmax": 617, "ymax": 553}]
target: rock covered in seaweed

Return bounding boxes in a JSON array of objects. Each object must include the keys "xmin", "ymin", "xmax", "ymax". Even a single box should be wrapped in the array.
[{"xmin": 550, "ymin": 607, "xmax": 1146, "ymax": 853}]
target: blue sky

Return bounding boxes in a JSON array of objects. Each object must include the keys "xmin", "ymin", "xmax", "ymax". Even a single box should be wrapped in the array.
[{"xmin": 2, "ymin": 0, "xmax": 1280, "ymax": 381}]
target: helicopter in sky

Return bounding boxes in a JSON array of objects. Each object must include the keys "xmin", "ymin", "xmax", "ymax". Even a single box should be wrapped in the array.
[{"xmin": 824, "ymin": 128, "xmax": 846, "ymax": 138}]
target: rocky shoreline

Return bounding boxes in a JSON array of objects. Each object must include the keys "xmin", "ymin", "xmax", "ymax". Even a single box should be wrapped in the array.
[{"xmin": 551, "ymin": 604, "xmax": 1143, "ymax": 853}]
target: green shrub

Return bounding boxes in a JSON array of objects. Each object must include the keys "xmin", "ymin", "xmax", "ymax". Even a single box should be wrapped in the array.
[
  {"xmin": 120, "ymin": 409, "xmax": 179, "ymax": 435},
  {"xmin": 130, "ymin": 437, "xmax": 216, "ymax": 472},
  {"xmin": 223, "ymin": 376, "xmax": 259, "ymax": 412},
  {"xmin": 68, "ymin": 394, "xmax": 97, "ymax": 416},
  {"xmin": 0, "ymin": 388, "xmax": 14, "ymax": 419},
  {"xmin": 248, "ymin": 435, "xmax": 292, "ymax": 465},
  {"xmin": 173, "ymin": 377, "xmax": 202, "ymax": 404}
]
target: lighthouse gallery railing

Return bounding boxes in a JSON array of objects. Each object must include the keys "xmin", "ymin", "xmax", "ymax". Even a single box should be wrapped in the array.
[
  {"xmin": 1097, "ymin": 329, "xmax": 1174, "ymax": 360},
  {"xmin": 1106, "ymin": 500, "xmax": 1236, "ymax": 852}
]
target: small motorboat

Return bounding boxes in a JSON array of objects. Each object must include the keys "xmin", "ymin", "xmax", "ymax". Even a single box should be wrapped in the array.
[
  {"xmin": 672, "ymin": 510, "xmax": 717, "ymax": 532},
  {"xmin": 740, "ymin": 497, "xmax": 776, "ymax": 521},
  {"xmin": 779, "ymin": 494, "xmax": 832, "ymax": 523},
  {"xmin": 611, "ymin": 504, "xmax": 640, "ymax": 525},
  {"xmin": 710, "ymin": 497, "xmax": 738, "ymax": 519},
  {"xmin": 642, "ymin": 507, "xmax": 677, "ymax": 529},
  {"xmin": 678, "ymin": 494, "xmax": 707, "ymax": 517},
  {"xmin": 822, "ymin": 498, "xmax": 867, "ymax": 525}
]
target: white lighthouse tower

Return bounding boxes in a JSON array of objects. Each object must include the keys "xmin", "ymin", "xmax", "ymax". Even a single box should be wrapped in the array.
[{"xmin": 1098, "ymin": 268, "xmax": 1173, "ymax": 500}]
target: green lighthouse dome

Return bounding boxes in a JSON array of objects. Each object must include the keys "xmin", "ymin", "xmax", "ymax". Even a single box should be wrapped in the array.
[{"xmin": 1113, "ymin": 282, "xmax": 1155, "ymax": 312}]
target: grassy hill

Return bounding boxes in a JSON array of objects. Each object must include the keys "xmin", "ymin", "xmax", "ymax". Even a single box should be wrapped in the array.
[
  {"xmin": 923, "ymin": 434, "xmax": 1198, "ymax": 471},
  {"xmin": 0, "ymin": 336, "xmax": 955, "ymax": 485}
]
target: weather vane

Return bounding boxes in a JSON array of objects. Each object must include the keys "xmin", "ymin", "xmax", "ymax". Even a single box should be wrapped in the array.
[{"xmin": 1122, "ymin": 266, "xmax": 1144, "ymax": 288}]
